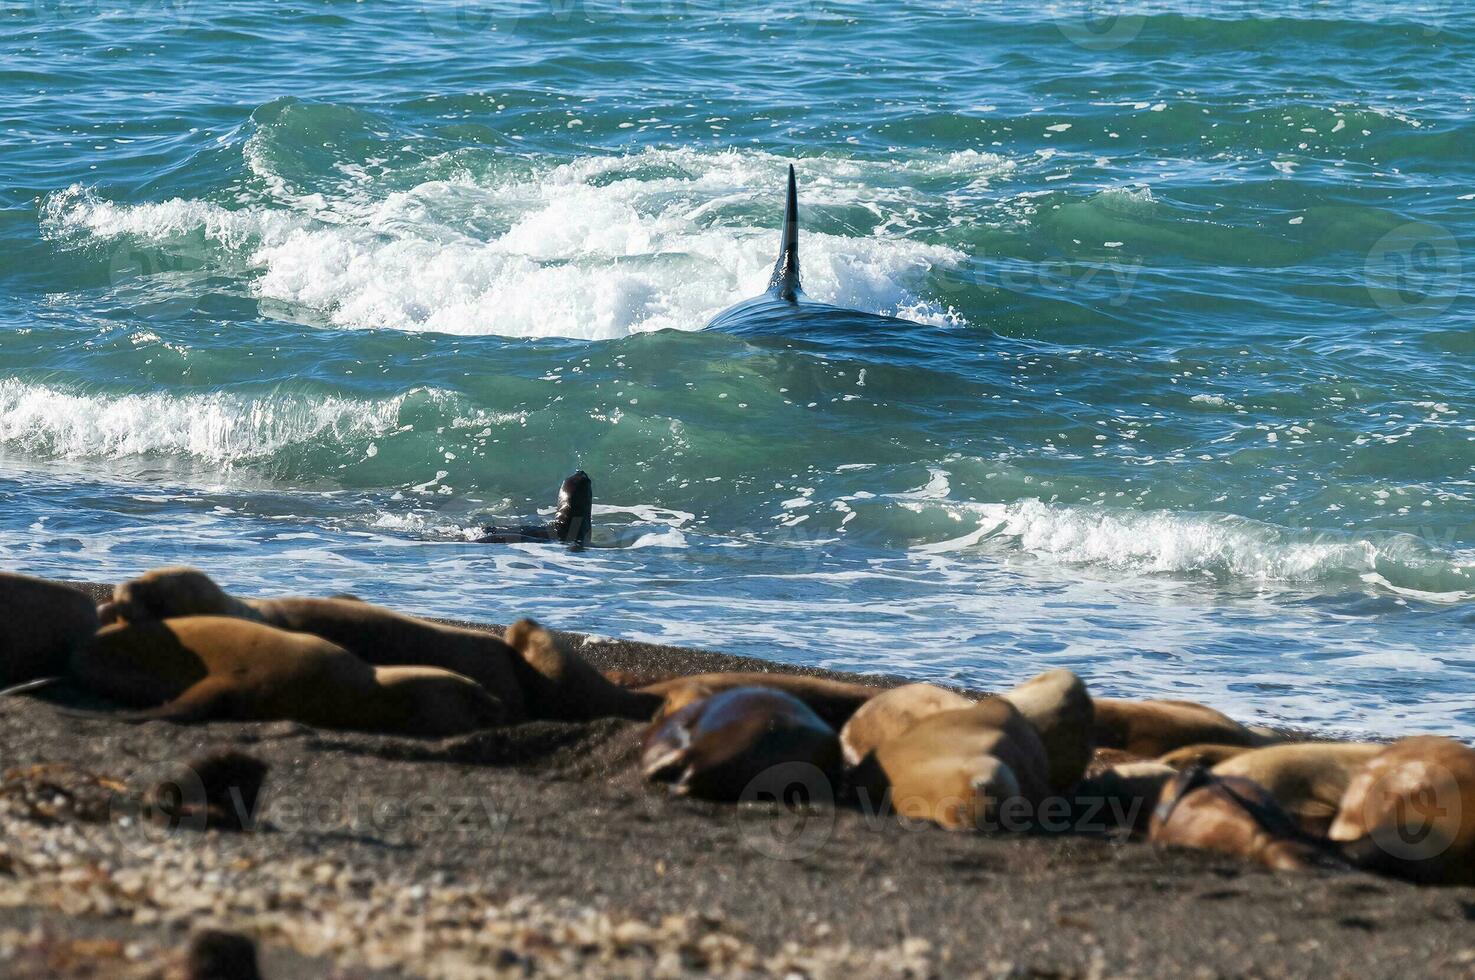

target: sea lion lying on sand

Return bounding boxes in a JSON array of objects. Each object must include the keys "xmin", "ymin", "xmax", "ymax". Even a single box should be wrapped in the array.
[
  {"xmin": 106, "ymin": 567, "xmax": 655, "ymax": 722},
  {"xmin": 475, "ymin": 470, "xmax": 594, "ymax": 547},
  {"xmin": 855, "ymin": 698, "xmax": 1051, "ymax": 831},
  {"xmin": 642, "ymin": 687, "xmax": 841, "ymax": 801},
  {"xmin": 1000, "ymin": 669, "xmax": 1094, "ymax": 791},
  {"xmin": 1094, "ymin": 698, "xmax": 1279, "ymax": 758},
  {"xmin": 839, "ymin": 683, "xmax": 972, "ymax": 768},
  {"xmin": 1073, "ymin": 761, "xmax": 1176, "ymax": 835},
  {"xmin": 1329, "ymin": 736, "xmax": 1475, "ymax": 886},
  {"xmin": 73, "ymin": 617, "xmax": 506, "ymax": 736},
  {"xmin": 642, "ymin": 672, "xmax": 879, "ymax": 730},
  {"xmin": 1213, "ymin": 742, "xmax": 1383, "ymax": 836},
  {"xmin": 1149, "ymin": 765, "xmax": 1333, "ymax": 872},
  {"xmin": 0, "ymin": 572, "xmax": 99, "ymax": 688}
]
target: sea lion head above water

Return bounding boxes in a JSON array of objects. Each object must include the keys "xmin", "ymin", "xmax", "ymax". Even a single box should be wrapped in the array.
[
  {"xmin": 642, "ymin": 686, "xmax": 841, "ymax": 802},
  {"xmin": 552, "ymin": 470, "xmax": 593, "ymax": 546}
]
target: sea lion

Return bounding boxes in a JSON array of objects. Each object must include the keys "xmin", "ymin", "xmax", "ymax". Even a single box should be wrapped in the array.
[
  {"xmin": 838, "ymin": 683, "xmax": 972, "ymax": 768},
  {"xmin": 1094, "ymin": 698, "xmax": 1279, "ymax": 758},
  {"xmin": 1074, "ymin": 761, "xmax": 1176, "ymax": 834},
  {"xmin": 503, "ymin": 618, "xmax": 661, "ymax": 721},
  {"xmin": 0, "ymin": 572, "xmax": 100, "ymax": 687},
  {"xmin": 858, "ymin": 698, "xmax": 1051, "ymax": 831},
  {"xmin": 1213, "ymin": 742, "xmax": 1383, "ymax": 835},
  {"xmin": 1158, "ymin": 743, "xmax": 1253, "ymax": 770},
  {"xmin": 1001, "ymin": 669, "xmax": 1094, "ymax": 791},
  {"xmin": 641, "ymin": 686, "xmax": 841, "ymax": 802},
  {"xmin": 108, "ymin": 567, "xmax": 655, "ymax": 722},
  {"xmin": 1149, "ymin": 765, "xmax": 1331, "ymax": 872},
  {"xmin": 1328, "ymin": 736, "xmax": 1475, "ymax": 886},
  {"xmin": 704, "ymin": 166, "xmax": 925, "ymax": 336},
  {"xmin": 643, "ymin": 672, "xmax": 879, "ymax": 730},
  {"xmin": 476, "ymin": 470, "xmax": 593, "ymax": 547},
  {"xmin": 72, "ymin": 617, "xmax": 506, "ymax": 736}
]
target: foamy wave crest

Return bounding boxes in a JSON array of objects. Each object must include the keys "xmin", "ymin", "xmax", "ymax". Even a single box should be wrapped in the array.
[
  {"xmin": 0, "ymin": 379, "xmax": 418, "ymax": 465},
  {"xmin": 41, "ymin": 147, "xmax": 976, "ymax": 339},
  {"xmin": 912, "ymin": 498, "xmax": 1475, "ymax": 595}
]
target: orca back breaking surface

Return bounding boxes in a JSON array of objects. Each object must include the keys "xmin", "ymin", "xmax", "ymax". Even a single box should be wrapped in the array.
[{"xmin": 704, "ymin": 164, "xmax": 922, "ymax": 335}]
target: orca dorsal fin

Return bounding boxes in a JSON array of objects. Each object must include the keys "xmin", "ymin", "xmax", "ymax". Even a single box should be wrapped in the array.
[{"xmin": 767, "ymin": 164, "xmax": 802, "ymax": 302}]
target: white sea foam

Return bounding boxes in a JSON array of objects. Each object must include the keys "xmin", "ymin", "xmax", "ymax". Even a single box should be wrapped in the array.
[
  {"xmin": 0, "ymin": 379, "xmax": 419, "ymax": 464},
  {"xmin": 41, "ymin": 148, "xmax": 976, "ymax": 339}
]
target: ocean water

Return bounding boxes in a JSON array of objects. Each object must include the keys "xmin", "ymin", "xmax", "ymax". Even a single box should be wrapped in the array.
[{"xmin": 2, "ymin": 1, "xmax": 1472, "ymax": 737}]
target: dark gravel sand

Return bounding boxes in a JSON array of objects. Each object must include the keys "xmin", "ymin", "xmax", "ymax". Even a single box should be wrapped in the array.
[{"xmin": 2, "ymin": 582, "xmax": 1473, "ymax": 977}]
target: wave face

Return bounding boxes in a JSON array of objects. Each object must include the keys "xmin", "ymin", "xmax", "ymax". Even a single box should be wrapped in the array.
[{"xmin": 4, "ymin": 1, "xmax": 1475, "ymax": 737}]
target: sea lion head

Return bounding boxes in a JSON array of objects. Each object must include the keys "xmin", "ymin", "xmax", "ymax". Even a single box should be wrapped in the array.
[
  {"xmin": 112, "ymin": 567, "xmax": 257, "ymax": 624},
  {"xmin": 1150, "ymin": 764, "xmax": 1323, "ymax": 871},
  {"xmin": 374, "ymin": 667, "xmax": 507, "ymax": 736},
  {"xmin": 551, "ymin": 470, "xmax": 593, "ymax": 546}
]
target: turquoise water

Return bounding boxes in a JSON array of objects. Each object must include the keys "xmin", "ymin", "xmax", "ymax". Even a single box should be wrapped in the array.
[{"xmin": 2, "ymin": 1, "xmax": 1473, "ymax": 735}]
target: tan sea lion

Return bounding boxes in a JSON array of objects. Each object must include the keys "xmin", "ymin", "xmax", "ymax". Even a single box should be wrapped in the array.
[
  {"xmin": 1094, "ymin": 698, "xmax": 1279, "ymax": 758},
  {"xmin": 0, "ymin": 572, "xmax": 100, "ymax": 687},
  {"xmin": 642, "ymin": 672, "xmax": 880, "ymax": 730},
  {"xmin": 838, "ymin": 683, "xmax": 972, "ymax": 767},
  {"xmin": 1149, "ymin": 766, "xmax": 1330, "ymax": 872},
  {"xmin": 1213, "ymin": 742, "xmax": 1383, "ymax": 835},
  {"xmin": 1001, "ymin": 669, "xmax": 1094, "ymax": 791},
  {"xmin": 641, "ymin": 686, "xmax": 841, "ymax": 801},
  {"xmin": 1328, "ymin": 736, "xmax": 1475, "ymax": 886},
  {"xmin": 109, "ymin": 567, "xmax": 655, "ymax": 722},
  {"xmin": 72, "ymin": 617, "xmax": 506, "ymax": 736},
  {"xmin": 1157, "ymin": 743, "xmax": 1253, "ymax": 770},
  {"xmin": 859, "ymin": 698, "xmax": 1051, "ymax": 831}
]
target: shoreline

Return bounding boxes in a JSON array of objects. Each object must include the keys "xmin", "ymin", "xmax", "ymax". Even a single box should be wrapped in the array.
[{"xmin": 1, "ymin": 579, "xmax": 1472, "ymax": 976}]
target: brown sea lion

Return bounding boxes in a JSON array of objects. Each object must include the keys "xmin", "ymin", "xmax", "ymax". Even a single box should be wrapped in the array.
[
  {"xmin": 1001, "ymin": 669, "xmax": 1094, "ymax": 791},
  {"xmin": 1213, "ymin": 742, "xmax": 1383, "ymax": 835},
  {"xmin": 1094, "ymin": 698, "xmax": 1279, "ymax": 758},
  {"xmin": 642, "ymin": 672, "xmax": 880, "ymax": 730},
  {"xmin": 1328, "ymin": 736, "xmax": 1475, "ymax": 886},
  {"xmin": 641, "ymin": 686, "xmax": 841, "ymax": 801},
  {"xmin": 72, "ymin": 617, "xmax": 505, "ymax": 736},
  {"xmin": 1073, "ymin": 761, "xmax": 1176, "ymax": 835},
  {"xmin": 838, "ymin": 683, "xmax": 972, "ymax": 768},
  {"xmin": 503, "ymin": 618, "xmax": 661, "ymax": 721},
  {"xmin": 0, "ymin": 572, "xmax": 100, "ymax": 687},
  {"xmin": 1157, "ymin": 743, "xmax": 1253, "ymax": 770},
  {"xmin": 108, "ymin": 567, "xmax": 655, "ymax": 722},
  {"xmin": 858, "ymin": 698, "xmax": 1051, "ymax": 831},
  {"xmin": 1149, "ymin": 766, "xmax": 1331, "ymax": 872}
]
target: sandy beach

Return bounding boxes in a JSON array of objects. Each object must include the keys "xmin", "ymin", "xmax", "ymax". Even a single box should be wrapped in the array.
[{"xmin": 0, "ymin": 581, "xmax": 1471, "ymax": 978}]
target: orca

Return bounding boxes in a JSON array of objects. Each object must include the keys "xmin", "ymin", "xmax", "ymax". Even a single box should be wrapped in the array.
[
  {"xmin": 704, "ymin": 165, "xmax": 922, "ymax": 334},
  {"xmin": 476, "ymin": 470, "xmax": 592, "ymax": 547}
]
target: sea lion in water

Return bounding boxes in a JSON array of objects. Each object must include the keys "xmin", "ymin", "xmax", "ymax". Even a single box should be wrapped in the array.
[
  {"xmin": 1149, "ymin": 765, "xmax": 1331, "ymax": 872},
  {"xmin": 0, "ymin": 573, "xmax": 99, "ymax": 687},
  {"xmin": 476, "ymin": 470, "xmax": 593, "ymax": 546},
  {"xmin": 857, "ymin": 698, "xmax": 1051, "ymax": 831},
  {"xmin": 72, "ymin": 617, "xmax": 506, "ymax": 736},
  {"xmin": 641, "ymin": 686, "xmax": 841, "ymax": 801},
  {"xmin": 838, "ymin": 683, "xmax": 972, "ymax": 768},
  {"xmin": 1329, "ymin": 736, "xmax": 1475, "ymax": 886},
  {"xmin": 1094, "ymin": 698, "xmax": 1279, "ymax": 758},
  {"xmin": 642, "ymin": 672, "xmax": 879, "ymax": 730},
  {"xmin": 108, "ymin": 567, "xmax": 656, "ymax": 722},
  {"xmin": 704, "ymin": 166, "xmax": 925, "ymax": 336},
  {"xmin": 1212, "ymin": 742, "xmax": 1383, "ymax": 836},
  {"xmin": 1001, "ymin": 669, "xmax": 1094, "ymax": 792}
]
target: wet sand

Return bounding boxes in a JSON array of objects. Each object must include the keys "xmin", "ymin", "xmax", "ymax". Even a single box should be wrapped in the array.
[{"xmin": 1, "ymin": 581, "xmax": 1473, "ymax": 977}]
